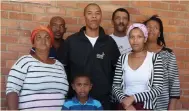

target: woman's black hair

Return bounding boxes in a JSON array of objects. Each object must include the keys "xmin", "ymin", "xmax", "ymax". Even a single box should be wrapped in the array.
[{"xmin": 143, "ymin": 15, "xmax": 166, "ymax": 46}]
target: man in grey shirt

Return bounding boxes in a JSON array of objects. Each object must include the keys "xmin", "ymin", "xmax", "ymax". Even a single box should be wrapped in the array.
[{"xmin": 110, "ymin": 8, "xmax": 132, "ymax": 55}]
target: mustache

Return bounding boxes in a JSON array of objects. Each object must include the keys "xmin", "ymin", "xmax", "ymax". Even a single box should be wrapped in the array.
[
  {"xmin": 54, "ymin": 31, "xmax": 61, "ymax": 34},
  {"xmin": 118, "ymin": 22, "xmax": 125, "ymax": 26},
  {"xmin": 91, "ymin": 20, "xmax": 97, "ymax": 22}
]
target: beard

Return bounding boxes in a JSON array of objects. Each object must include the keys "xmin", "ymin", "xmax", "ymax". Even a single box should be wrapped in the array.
[{"xmin": 116, "ymin": 23, "xmax": 127, "ymax": 32}]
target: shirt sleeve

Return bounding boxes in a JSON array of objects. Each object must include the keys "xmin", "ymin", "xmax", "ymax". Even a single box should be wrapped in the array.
[
  {"xmin": 168, "ymin": 52, "xmax": 180, "ymax": 99},
  {"xmin": 6, "ymin": 56, "xmax": 28, "ymax": 95},
  {"xmin": 61, "ymin": 105, "xmax": 69, "ymax": 110},
  {"xmin": 61, "ymin": 101, "xmax": 71, "ymax": 110},
  {"xmin": 95, "ymin": 100, "xmax": 103, "ymax": 110},
  {"xmin": 112, "ymin": 54, "xmax": 126, "ymax": 102},
  {"xmin": 97, "ymin": 105, "xmax": 103, "ymax": 110},
  {"xmin": 134, "ymin": 54, "xmax": 164, "ymax": 102}
]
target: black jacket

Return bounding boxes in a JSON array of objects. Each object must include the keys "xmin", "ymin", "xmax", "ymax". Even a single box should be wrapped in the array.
[{"xmin": 57, "ymin": 26, "xmax": 120, "ymax": 101}]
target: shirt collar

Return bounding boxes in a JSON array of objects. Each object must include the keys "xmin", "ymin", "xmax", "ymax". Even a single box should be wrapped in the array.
[{"xmin": 72, "ymin": 96, "xmax": 93, "ymax": 105}]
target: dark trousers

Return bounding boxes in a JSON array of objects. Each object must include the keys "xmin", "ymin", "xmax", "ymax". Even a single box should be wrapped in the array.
[
  {"xmin": 100, "ymin": 100, "xmax": 111, "ymax": 110},
  {"xmin": 96, "ymin": 95, "xmax": 112, "ymax": 110}
]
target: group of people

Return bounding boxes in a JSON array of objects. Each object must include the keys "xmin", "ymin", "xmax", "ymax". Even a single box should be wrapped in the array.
[{"xmin": 6, "ymin": 3, "xmax": 180, "ymax": 110}]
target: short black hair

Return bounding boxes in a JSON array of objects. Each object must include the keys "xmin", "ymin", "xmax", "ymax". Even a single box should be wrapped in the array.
[
  {"xmin": 84, "ymin": 3, "xmax": 101, "ymax": 16},
  {"xmin": 143, "ymin": 15, "xmax": 166, "ymax": 46},
  {"xmin": 72, "ymin": 74, "xmax": 92, "ymax": 84},
  {"xmin": 50, "ymin": 16, "xmax": 65, "ymax": 25},
  {"xmin": 112, "ymin": 8, "xmax": 130, "ymax": 21}
]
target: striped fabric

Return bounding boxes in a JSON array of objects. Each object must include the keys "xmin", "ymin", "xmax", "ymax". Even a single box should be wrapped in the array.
[
  {"xmin": 62, "ymin": 96, "xmax": 103, "ymax": 110},
  {"xmin": 6, "ymin": 55, "xmax": 69, "ymax": 110},
  {"xmin": 112, "ymin": 52, "xmax": 164, "ymax": 109},
  {"xmin": 155, "ymin": 48, "xmax": 180, "ymax": 110}
]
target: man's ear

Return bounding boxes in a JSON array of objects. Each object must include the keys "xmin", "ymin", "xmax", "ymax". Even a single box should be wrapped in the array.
[
  {"xmin": 111, "ymin": 19, "xmax": 114, "ymax": 26},
  {"xmin": 64, "ymin": 27, "xmax": 67, "ymax": 33},
  {"xmin": 71, "ymin": 83, "xmax": 75, "ymax": 90},
  {"xmin": 127, "ymin": 21, "xmax": 132, "ymax": 29}
]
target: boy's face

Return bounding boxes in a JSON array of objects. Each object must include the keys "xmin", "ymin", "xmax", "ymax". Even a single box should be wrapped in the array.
[{"xmin": 72, "ymin": 76, "xmax": 92, "ymax": 98}]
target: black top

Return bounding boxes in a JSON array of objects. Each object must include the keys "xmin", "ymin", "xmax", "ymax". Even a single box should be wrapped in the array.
[{"xmin": 57, "ymin": 26, "xmax": 120, "ymax": 103}]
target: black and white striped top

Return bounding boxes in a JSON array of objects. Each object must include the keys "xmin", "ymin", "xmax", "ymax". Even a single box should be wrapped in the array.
[
  {"xmin": 6, "ymin": 55, "xmax": 69, "ymax": 110},
  {"xmin": 155, "ymin": 47, "xmax": 180, "ymax": 110},
  {"xmin": 112, "ymin": 52, "xmax": 164, "ymax": 109}
]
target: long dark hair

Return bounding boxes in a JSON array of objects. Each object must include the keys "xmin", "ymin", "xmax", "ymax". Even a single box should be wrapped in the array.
[{"xmin": 143, "ymin": 15, "xmax": 166, "ymax": 46}]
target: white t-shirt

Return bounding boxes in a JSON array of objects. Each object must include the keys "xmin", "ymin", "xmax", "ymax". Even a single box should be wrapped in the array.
[
  {"xmin": 85, "ymin": 33, "xmax": 98, "ymax": 47},
  {"xmin": 110, "ymin": 34, "xmax": 132, "ymax": 55},
  {"xmin": 123, "ymin": 51, "xmax": 153, "ymax": 96}
]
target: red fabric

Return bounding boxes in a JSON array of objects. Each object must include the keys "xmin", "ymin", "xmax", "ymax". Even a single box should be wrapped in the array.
[
  {"xmin": 133, "ymin": 102, "xmax": 144, "ymax": 110},
  {"xmin": 117, "ymin": 103, "xmax": 145, "ymax": 110},
  {"xmin": 31, "ymin": 26, "xmax": 54, "ymax": 45}
]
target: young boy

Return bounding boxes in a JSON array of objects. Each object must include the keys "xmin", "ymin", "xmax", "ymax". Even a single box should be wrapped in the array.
[{"xmin": 62, "ymin": 74, "xmax": 103, "ymax": 110}]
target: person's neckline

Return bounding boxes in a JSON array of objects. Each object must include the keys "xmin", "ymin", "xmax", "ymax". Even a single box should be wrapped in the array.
[
  {"xmin": 85, "ymin": 32, "xmax": 98, "ymax": 38},
  {"xmin": 74, "ymin": 96, "xmax": 91, "ymax": 105},
  {"xmin": 84, "ymin": 29, "xmax": 99, "ymax": 38},
  {"xmin": 30, "ymin": 54, "xmax": 56, "ymax": 65},
  {"xmin": 112, "ymin": 33, "xmax": 127, "ymax": 38},
  {"xmin": 146, "ymin": 43, "xmax": 163, "ymax": 53},
  {"xmin": 127, "ymin": 51, "xmax": 148, "ymax": 71}
]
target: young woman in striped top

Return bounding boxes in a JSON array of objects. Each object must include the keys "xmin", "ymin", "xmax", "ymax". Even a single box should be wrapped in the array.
[
  {"xmin": 144, "ymin": 15, "xmax": 180, "ymax": 110},
  {"xmin": 112, "ymin": 23, "xmax": 164, "ymax": 110},
  {"xmin": 6, "ymin": 26, "xmax": 69, "ymax": 110}
]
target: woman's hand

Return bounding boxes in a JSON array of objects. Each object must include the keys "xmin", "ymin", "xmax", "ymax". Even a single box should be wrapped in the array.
[
  {"xmin": 126, "ymin": 105, "xmax": 136, "ymax": 110},
  {"xmin": 121, "ymin": 96, "xmax": 135, "ymax": 109}
]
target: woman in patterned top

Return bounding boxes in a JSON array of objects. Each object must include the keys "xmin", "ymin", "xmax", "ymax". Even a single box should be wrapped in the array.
[
  {"xmin": 144, "ymin": 15, "xmax": 180, "ymax": 110},
  {"xmin": 6, "ymin": 26, "xmax": 69, "ymax": 110},
  {"xmin": 112, "ymin": 23, "xmax": 164, "ymax": 110}
]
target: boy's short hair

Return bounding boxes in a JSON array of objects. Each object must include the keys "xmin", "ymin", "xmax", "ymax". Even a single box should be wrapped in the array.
[{"xmin": 72, "ymin": 74, "xmax": 92, "ymax": 84}]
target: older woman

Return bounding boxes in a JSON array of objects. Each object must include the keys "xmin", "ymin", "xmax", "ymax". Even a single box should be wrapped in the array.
[
  {"xmin": 112, "ymin": 23, "xmax": 164, "ymax": 110},
  {"xmin": 144, "ymin": 15, "xmax": 180, "ymax": 110},
  {"xmin": 6, "ymin": 26, "xmax": 69, "ymax": 110}
]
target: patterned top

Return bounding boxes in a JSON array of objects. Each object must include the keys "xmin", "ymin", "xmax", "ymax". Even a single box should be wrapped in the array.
[
  {"xmin": 155, "ymin": 47, "xmax": 180, "ymax": 110},
  {"xmin": 112, "ymin": 52, "xmax": 164, "ymax": 109},
  {"xmin": 62, "ymin": 96, "xmax": 103, "ymax": 110},
  {"xmin": 6, "ymin": 55, "xmax": 69, "ymax": 110}
]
